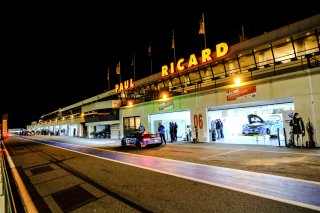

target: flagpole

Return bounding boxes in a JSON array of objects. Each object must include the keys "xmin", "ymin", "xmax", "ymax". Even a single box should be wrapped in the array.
[
  {"xmin": 107, "ymin": 66, "xmax": 110, "ymax": 91},
  {"xmin": 119, "ymin": 61, "xmax": 121, "ymax": 83},
  {"xmin": 133, "ymin": 52, "xmax": 136, "ymax": 81},
  {"xmin": 172, "ymin": 29, "xmax": 176, "ymax": 65},
  {"xmin": 203, "ymin": 13, "xmax": 207, "ymax": 49},
  {"xmin": 148, "ymin": 43, "xmax": 152, "ymax": 75}
]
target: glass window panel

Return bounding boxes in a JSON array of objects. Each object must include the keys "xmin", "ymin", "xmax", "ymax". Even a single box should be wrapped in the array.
[
  {"xmin": 295, "ymin": 35, "xmax": 319, "ymax": 57},
  {"xmin": 129, "ymin": 117, "xmax": 135, "ymax": 128},
  {"xmin": 145, "ymin": 85, "xmax": 151, "ymax": 90},
  {"xmin": 225, "ymin": 59, "xmax": 240, "ymax": 75},
  {"xmin": 179, "ymin": 74, "xmax": 190, "ymax": 86},
  {"xmin": 254, "ymin": 48, "xmax": 273, "ymax": 68},
  {"xmin": 189, "ymin": 71, "xmax": 201, "ymax": 84},
  {"xmin": 238, "ymin": 54, "xmax": 256, "ymax": 72},
  {"xmin": 200, "ymin": 67, "xmax": 213, "ymax": 81},
  {"xmin": 164, "ymin": 79, "xmax": 171, "ymax": 89},
  {"xmin": 151, "ymin": 84, "xmax": 157, "ymax": 91},
  {"xmin": 135, "ymin": 117, "xmax": 140, "ymax": 128},
  {"xmin": 212, "ymin": 62, "xmax": 226, "ymax": 77},
  {"xmin": 172, "ymin": 76, "xmax": 181, "ymax": 87},
  {"xmin": 157, "ymin": 81, "xmax": 165, "ymax": 91},
  {"xmin": 273, "ymin": 41, "xmax": 295, "ymax": 63},
  {"xmin": 123, "ymin": 118, "xmax": 129, "ymax": 130}
]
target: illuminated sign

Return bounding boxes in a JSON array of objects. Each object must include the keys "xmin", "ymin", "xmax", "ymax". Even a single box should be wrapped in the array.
[
  {"xmin": 115, "ymin": 79, "xmax": 135, "ymax": 93},
  {"xmin": 2, "ymin": 113, "xmax": 8, "ymax": 139},
  {"xmin": 161, "ymin": 42, "xmax": 230, "ymax": 77},
  {"xmin": 226, "ymin": 86, "xmax": 256, "ymax": 101}
]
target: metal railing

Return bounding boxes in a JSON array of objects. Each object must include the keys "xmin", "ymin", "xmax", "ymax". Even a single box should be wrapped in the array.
[{"xmin": 0, "ymin": 142, "xmax": 26, "ymax": 213}]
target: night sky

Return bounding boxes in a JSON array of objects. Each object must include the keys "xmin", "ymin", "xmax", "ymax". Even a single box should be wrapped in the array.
[{"xmin": 2, "ymin": 2, "xmax": 320, "ymax": 128}]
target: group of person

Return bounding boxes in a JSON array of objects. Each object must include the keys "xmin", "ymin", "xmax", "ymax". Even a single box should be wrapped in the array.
[
  {"xmin": 209, "ymin": 119, "xmax": 224, "ymax": 142},
  {"xmin": 169, "ymin": 122, "xmax": 178, "ymax": 142},
  {"xmin": 157, "ymin": 122, "xmax": 179, "ymax": 145}
]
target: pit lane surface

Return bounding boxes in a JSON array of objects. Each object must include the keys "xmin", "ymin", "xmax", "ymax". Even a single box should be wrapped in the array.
[{"xmin": 3, "ymin": 136, "xmax": 320, "ymax": 212}]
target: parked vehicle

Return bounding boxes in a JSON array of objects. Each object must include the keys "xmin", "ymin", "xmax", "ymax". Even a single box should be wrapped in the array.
[
  {"xmin": 95, "ymin": 129, "xmax": 110, "ymax": 138},
  {"xmin": 242, "ymin": 114, "xmax": 283, "ymax": 137},
  {"xmin": 121, "ymin": 131, "xmax": 162, "ymax": 149}
]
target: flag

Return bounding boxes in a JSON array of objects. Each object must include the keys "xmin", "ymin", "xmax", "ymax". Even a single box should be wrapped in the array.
[
  {"xmin": 107, "ymin": 66, "xmax": 110, "ymax": 91},
  {"xmin": 131, "ymin": 53, "xmax": 134, "ymax": 67},
  {"xmin": 199, "ymin": 13, "xmax": 205, "ymax": 35},
  {"xmin": 148, "ymin": 43, "xmax": 152, "ymax": 57},
  {"xmin": 171, "ymin": 30, "xmax": 175, "ymax": 49},
  {"xmin": 116, "ymin": 61, "xmax": 120, "ymax": 75}
]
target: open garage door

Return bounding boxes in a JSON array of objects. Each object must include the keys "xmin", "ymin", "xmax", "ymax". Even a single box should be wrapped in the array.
[
  {"xmin": 150, "ymin": 111, "xmax": 191, "ymax": 142},
  {"xmin": 207, "ymin": 98, "xmax": 294, "ymax": 146}
]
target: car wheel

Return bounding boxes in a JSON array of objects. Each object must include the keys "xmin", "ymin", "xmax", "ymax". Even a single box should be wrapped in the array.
[
  {"xmin": 121, "ymin": 139, "xmax": 127, "ymax": 147},
  {"xmin": 266, "ymin": 129, "xmax": 271, "ymax": 135},
  {"xmin": 135, "ymin": 141, "xmax": 141, "ymax": 149}
]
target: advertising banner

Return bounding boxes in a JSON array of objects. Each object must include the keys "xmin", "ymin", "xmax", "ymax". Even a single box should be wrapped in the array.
[
  {"xmin": 2, "ymin": 113, "xmax": 8, "ymax": 139},
  {"xmin": 227, "ymin": 86, "xmax": 256, "ymax": 101},
  {"xmin": 159, "ymin": 101, "xmax": 174, "ymax": 110}
]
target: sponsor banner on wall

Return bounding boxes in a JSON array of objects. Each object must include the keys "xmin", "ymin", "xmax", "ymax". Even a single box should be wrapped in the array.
[
  {"xmin": 227, "ymin": 86, "xmax": 256, "ymax": 101},
  {"xmin": 159, "ymin": 101, "xmax": 174, "ymax": 110}
]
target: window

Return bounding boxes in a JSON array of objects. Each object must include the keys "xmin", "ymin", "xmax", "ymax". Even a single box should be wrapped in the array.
[{"xmin": 123, "ymin": 116, "xmax": 140, "ymax": 136}]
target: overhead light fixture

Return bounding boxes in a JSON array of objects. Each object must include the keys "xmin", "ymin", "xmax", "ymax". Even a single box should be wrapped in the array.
[{"xmin": 235, "ymin": 77, "xmax": 241, "ymax": 86}]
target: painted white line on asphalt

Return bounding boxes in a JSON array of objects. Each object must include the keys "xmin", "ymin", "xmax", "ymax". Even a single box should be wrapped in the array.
[
  {"xmin": 24, "ymin": 137, "xmax": 320, "ymax": 211},
  {"xmin": 244, "ymin": 149, "xmax": 320, "ymax": 156},
  {"xmin": 200, "ymin": 148, "xmax": 246, "ymax": 159}
]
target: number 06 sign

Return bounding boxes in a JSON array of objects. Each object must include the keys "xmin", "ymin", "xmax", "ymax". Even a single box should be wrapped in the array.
[{"xmin": 193, "ymin": 114, "xmax": 203, "ymax": 129}]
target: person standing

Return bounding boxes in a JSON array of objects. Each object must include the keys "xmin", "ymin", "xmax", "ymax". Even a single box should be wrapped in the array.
[
  {"xmin": 218, "ymin": 119, "xmax": 224, "ymax": 139},
  {"xmin": 215, "ymin": 119, "xmax": 221, "ymax": 140},
  {"xmin": 186, "ymin": 125, "xmax": 192, "ymax": 142},
  {"xmin": 169, "ymin": 122, "xmax": 174, "ymax": 142},
  {"xmin": 210, "ymin": 120, "xmax": 216, "ymax": 141},
  {"xmin": 158, "ymin": 123, "xmax": 166, "ymax": 145},
  {"xmin": 174, "ymin": 122, "xmax": 178, "ymax": 141},
  {"xmin": 289, "ymin": 112, "xmax": 305, "ymax": 147},
  {"xmin": 138, "ymin": 123, "xmax": 145, "ymax": 133}
]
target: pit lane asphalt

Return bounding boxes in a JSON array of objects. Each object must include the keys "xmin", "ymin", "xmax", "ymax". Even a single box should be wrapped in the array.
[
  {"xmin": 5, "ymin": 135, "xmax": 320, "ymax": 212},
  {"xmin": 30, "ymin": 135, "xmax": 320, "ymax": 182}
]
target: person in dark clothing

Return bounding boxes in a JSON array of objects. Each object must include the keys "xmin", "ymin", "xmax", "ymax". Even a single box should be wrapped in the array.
[
  {"xmin": 169, "ymin": 122, "xmax": 174, "ymax": 142},
  {"xmin": 210, "ymin": 120, "xmax": 216, "ymax": 141},
  {"xmin": 215, "ymin": 119, "xmax": 221, "ymax": 139},
  {"xmin": 289, "ymin": 112, "xmax": 305, "ymax": 147},
  {"xmin": 218, "ymin": 119, "xmax": 224, "ymax": 139},
  {"xmin": 158, "ymin": 123, "xmax": 166, "ymax": 145},
  {"xmin": 174, "ymin": 122, "xmax": 178, "ymax": 141},
  {"xmin": 186, "ymin": 125, "xmax": 192, "ymax": 142}
]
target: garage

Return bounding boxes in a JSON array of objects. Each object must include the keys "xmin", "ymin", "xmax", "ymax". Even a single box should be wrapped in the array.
[
  {"xmin": 207, "ymin": 98, "xmax": 294, "ymax": 146},
  {"xmin": 150, "ymin": 111, "xmax": 191, "ymax": 142}
]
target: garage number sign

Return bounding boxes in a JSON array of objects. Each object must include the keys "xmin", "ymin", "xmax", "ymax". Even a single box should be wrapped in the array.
[{"xmin": 194, "ymin": 114, "xmax": 203, "ymax": 129}]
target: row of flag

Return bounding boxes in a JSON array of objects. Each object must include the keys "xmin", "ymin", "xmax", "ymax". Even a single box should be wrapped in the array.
[{"xmin": 111, "ymin": 13, "xmax": 206, "ymax": 78}]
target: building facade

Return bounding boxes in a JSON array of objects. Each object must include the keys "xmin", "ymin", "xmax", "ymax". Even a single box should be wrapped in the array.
[{"xmin": 27, "ymin": 14, "xmax": 320, "ymax": 147}]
